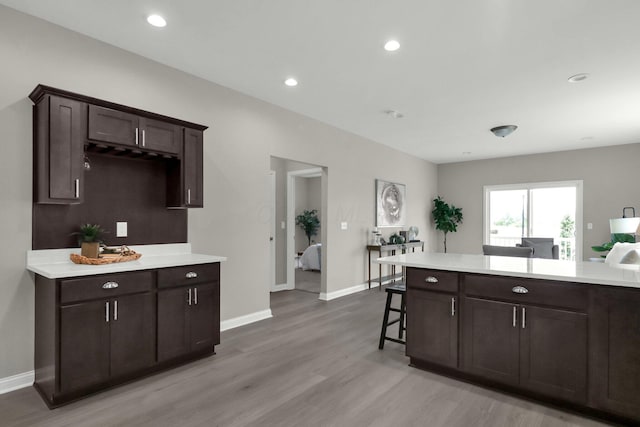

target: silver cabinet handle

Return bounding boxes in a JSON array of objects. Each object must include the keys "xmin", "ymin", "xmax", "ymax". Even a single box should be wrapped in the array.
[
  {"xmin": 186, "ymin": 272, "xmax": 198, "ymax": 279},
  {"xmin": 513, "ymin": 306, "xmax": 517, "ymax": 327},
  {"xmin": 114, "ymin": 300, "xmax": 118, "ymax": 321},
  {"xmin": 187, "ymin": 188, "xmax": 191, "ymax": 205},
  {"xmin": 142, "ymin": 129, "xmax": 145, "ymax": 147},
  {"xmin": 105, "ymin": 301, "xmax": 109, "ymax": 323},
  {"xmin": 194, "ymin": 287, "xmax": 198, "ymax": 305},
  {"xmin": 135, "ymin": 127, "xmax": 139, "ymax": 145},
  {"xmin": 522, "ymin": 307, "xmax": 526, "ymax": 329},
  {"xmin": 451, "ymin": 297, "xmax": 455, "ymax": 317},
  {"xmin": 74, "ymin": 179, "xmax": 80, "ymax": 199},
  {"xmin": 102, "ymin": 281, "xmax": 119, "ymax": 289},
  {"xmin": 512, "ymin": 286, "xmax": 529, "ymax": 294},
  {"xmin": 188, "ymin": 288, "xmax": 192, "ymax": 306},
  {"xmin": 425, "ymin": 276, "xmax": 438, "ymax": 283}
]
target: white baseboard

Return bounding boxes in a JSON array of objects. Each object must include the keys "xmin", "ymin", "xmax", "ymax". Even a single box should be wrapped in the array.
[
  {"xmin": 271, "ymin": 283, "xmax": 294, "ymax": 292},
  {"xmin": 220, "ymin": 309, "xmax": 273, "ymax": 331},
  {"xmin": 319, "ymin": 280, "xmax": 383, "ymax": 301},
  {"xmin": 0, "ymin": 370, "xmax": 34, "ymax": 394}
]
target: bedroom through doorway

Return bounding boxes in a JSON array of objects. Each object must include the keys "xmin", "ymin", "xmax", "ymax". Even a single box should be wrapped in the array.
[{"xmin": 269, "ymin": 157, "xmax": 326, "ymax": 297}]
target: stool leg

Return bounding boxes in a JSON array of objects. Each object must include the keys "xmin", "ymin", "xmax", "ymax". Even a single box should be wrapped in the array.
[
  {"xmin": 378, "ymin": 292, "xmax": 393, "ymax": 349},
  {"xmin": 399, "ymin": 292, "xmax": 406, "ymax": 340}
]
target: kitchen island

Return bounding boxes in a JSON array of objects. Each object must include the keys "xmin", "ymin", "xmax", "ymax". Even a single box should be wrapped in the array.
[
  {"xmin": 27, "ymin": 243, "xmax": 226, "ymax": 408},
  {"xmin": 377, "ymin": 252, "xmax": 640, "ymax": 424}
]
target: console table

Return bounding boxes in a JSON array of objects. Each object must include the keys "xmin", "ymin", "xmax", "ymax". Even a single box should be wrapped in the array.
[{"xmin": 366, "ymin": 241, "xmax": 424, "ymax": 290}]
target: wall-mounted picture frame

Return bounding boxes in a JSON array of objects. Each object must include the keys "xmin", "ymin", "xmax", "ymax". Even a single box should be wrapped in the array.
[{"xmin": 376, "ymin": 179, "xmax": 406, "ymax": 227}]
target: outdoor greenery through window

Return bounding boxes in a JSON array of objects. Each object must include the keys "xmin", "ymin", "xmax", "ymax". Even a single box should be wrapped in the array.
[{"xmin": 484, "ymin": 181, "xmax": 582, "ymax": 261}]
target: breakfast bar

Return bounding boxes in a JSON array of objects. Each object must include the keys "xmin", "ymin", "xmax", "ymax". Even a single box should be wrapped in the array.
[{"xmin": 377, "ymin": 252, "xmax": 640, "ymax": 424}]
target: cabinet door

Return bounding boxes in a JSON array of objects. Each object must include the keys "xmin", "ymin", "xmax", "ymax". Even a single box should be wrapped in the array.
[
  {"xmin": 520, "ymin": 305, "xmax": 587, "ymax": 403},
  {"xmin": 189, "ymin": 284, "xmax": 217, "ymax": 352},
  {"xmin": 462, "ymin": 298, "xmax": 519, "ymax": 386},
  {"xmin": 110, "ymin": 293, "xmax": 156, "ymax": 378},
  {"xmin": 139, "ymin": 117, "xmax": 181, "ymax": 154},
  {"xmin": 46, "ymin": 96, "xmax": 85, "ymax": 202},
  {"xmin": 590, "ymin": 288, "xmax": 640, "ymax": 419},
  {"xmin": 406, "ymin": 289, "xmax": 457, "ymax": 368},
  {"xmin": 183, "ymin": 128, "xmax": 203, "ymax": 207},
  {"xmin": 59, "ymin": 300, "xmax": 110, "ymax": 393},
  {"xmin": 88, "ymin": 105, "xmax": 139, "ymax": 146},
  {"xmin": 157, "ymin": 287, "xmax": 190, "ymax": 362}
]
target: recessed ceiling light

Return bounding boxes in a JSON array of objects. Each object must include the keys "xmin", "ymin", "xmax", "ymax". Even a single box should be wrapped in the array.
[
  {"xmin": 284, "ymin": 78, "xmax": 298, "ymax": 87},
  {"xmin": 147, "ymin": 14, "xmax": 167, "ymax": 28},
  {"xmin": 568, "ymin": 73, "xmax": 589, "ymax": 83},
  {"xmin": 384, "ymin": 40, "xmax": 400, "ymax": 52},
  {"xmin": 384, "ymin": 110, "xmax": 404, "ymax": 119}
]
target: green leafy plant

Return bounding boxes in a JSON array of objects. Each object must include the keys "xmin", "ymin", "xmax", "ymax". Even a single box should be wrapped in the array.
[
  {"xmin": 592, "ymin": 233, "xmax": 636, "ymax": 257},
  {"xmin": 295, "ymin": 209, "xmax": 320, "ymax": 247},
  {"xmin": 432, "ymin": 196, "xmax": 463, "ymax": 253},
  {"xmin": 73, "ymin": 223, "xmax": 108, "ymax": 245},
  {"xmin": 389, "ymin": 233, "xmax": 405, "ymax": 245}
]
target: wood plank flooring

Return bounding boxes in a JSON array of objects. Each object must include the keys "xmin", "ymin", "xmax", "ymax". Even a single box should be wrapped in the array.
[
  {"xmin": 0, "ymin": 289, "xmax": 610, "ymax": 426},
  {"xmin": 295, "ymin": 269, "xmax": 320, "ymax": 293}
]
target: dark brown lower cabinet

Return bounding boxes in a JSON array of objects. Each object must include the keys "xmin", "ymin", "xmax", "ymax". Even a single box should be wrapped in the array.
[
  {"xmin": 158, "ymin": 283, "xmax": 219, "ymax": 362},
  {"xmin": 59, "ymin": 293, "xmax": 155, "ymax": 394},
  {"xmin": 461, "ymin": 297, "xmax": 587, "ymax": 403},
  {"xmin": 461, "ymin": 297, "xmax": 520, "ymax": 386},
  {"xmin": 520, "ymin": 305, "xmax": 587, "ymax": 403},
  {"xmin": 590, "ymin": 287, "xmax": 640, "ymax": 420},
  {"xmin": 34, "ymin": 262, "xmax": 221, "ymax": 408},
  {"xmin": 406, "ymin": 289, "xmax": 458, "ymax": 368}
]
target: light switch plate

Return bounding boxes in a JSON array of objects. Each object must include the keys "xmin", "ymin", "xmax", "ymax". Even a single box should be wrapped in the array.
[
  {"xmin": 116, "ymin": 222, "xmax": 128, "ymax": 237},
  {"xmin": 587, "ymin": 223, "xmax": 593, "ymax": 230},
  {"xmin": 341, "ymin": 222, "xmax": 348, "ymax": 230},
  {"xmin": 281, "ymin": 221, "xmax": 286, "ymax": 229}
]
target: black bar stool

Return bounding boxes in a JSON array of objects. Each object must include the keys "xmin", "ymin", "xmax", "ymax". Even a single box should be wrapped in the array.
[{"xmin": 378, "ymin": 282, "xmax": 406, "ymax": 349}]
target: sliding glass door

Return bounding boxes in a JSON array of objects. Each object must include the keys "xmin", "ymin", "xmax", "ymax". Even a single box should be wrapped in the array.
[{"xmin": 484, "ymin": 181, "xmax": 582, "ymax": 260}]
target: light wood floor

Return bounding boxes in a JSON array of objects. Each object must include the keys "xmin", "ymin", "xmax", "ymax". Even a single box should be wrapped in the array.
[
  {"xmin": 0, "ymin": 289, "xmax": 610, "ymax": 426},
  {"xmin": 295, "ymin": 268, "xmax": 320, "ymax": 293}
]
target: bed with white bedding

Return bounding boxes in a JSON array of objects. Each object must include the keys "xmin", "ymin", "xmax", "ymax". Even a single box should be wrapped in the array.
[{"xmin": 299, "ymin": 243, "xmax": 322, "ymax": 271}]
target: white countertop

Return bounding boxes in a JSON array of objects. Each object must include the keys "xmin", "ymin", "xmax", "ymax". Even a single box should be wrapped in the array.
[
  {"xmin": 376, "ymin": 252, "xmax": 640, "ymax": 289},
  {"xmin": 27, "ymin": 243, "xmax": 227, "ymax": 279}
]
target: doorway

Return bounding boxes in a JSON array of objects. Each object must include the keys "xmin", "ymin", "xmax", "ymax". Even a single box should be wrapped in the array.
[{"xmin": 269, "ymin": 156, "xmax": 327, "ymax": 297}]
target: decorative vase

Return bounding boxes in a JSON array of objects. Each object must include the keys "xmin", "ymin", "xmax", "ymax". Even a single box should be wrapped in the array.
[{"xmin": 81, "ymin": 242, "xmax": 100, "ymax": 259}]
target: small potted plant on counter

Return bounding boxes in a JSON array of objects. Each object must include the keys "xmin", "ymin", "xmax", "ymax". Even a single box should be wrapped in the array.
[{"xmin": 74, "ymin": 224, "xmax": 108, "ymax": 259}]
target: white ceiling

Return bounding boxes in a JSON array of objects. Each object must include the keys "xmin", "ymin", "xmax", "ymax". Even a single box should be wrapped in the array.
[{"xmin": 3, "ymin": 0, "xmax": 640, "ymax": 164}]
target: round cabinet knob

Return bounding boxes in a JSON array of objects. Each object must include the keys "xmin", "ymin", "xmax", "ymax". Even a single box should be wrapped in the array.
[
  {"xmin": 512, "ymin": 286, "xmax": 529, "ymax": 294},
  {"xmin": 425, "ymin": 276, "xmax": 439, "ymax": 283}
]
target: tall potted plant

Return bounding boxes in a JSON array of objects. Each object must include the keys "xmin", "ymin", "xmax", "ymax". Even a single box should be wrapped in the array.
[
  {"xmin": 432, "ymin": 196, "xmax": 463, "ymax": 253},
  {"xmin": 296, "ymin": 209, "xmax": 320, "ymax": 247}
]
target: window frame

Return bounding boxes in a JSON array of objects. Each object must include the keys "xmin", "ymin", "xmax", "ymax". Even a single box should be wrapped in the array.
[{"xmin": 483, "ymin": 180, "xmax": 583, "ymax": 261}]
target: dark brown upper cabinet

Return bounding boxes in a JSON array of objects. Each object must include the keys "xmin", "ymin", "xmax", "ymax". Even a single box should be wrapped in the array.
[
  {"xmin": 167, "ymin": 128, "xmax": 204, "ymax": 209},
  {"xmin": 29, "ymin": 85, "xmax": 207, "ymax": 208},
  {"xmin": 88, "ymin": 106, "xmax": 181, "ymax": 155},
  {"xmin": 33, "ymin": 95, "xmax": 86, "ymax": 204}
]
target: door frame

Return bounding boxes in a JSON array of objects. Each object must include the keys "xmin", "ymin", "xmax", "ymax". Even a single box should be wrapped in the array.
[{"xmin": 287, "ymin": 167, "xmax": 323, "ymax": 290}]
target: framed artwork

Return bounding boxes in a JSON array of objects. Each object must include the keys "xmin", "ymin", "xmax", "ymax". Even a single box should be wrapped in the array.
[{"xmin": 376, "ymin": 179, "xmax": 406, "ymax": 227}]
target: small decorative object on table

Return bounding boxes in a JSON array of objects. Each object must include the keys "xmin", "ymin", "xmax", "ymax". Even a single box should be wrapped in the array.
[
  {"xmin": 70, "ymin": 245, "xmax": 142, "ymax": 265},
  {"xmin": 72, "ymin": 223, "xmax": 108, "ymax": 259},
  {"xmin": 389, "ymin": 233, "xmax": 405, "ymax": 245}
]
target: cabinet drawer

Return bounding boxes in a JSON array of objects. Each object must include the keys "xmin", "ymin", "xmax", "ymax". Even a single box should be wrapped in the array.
[
  {"xmin": 406, "ymin": 268, "xmax": 458, "ymax": 293},
  {"xmin": 157, "ymin": 263, "xmax": 219, "ymax": 288},
  {"xmin": 60, "ymin": 271, "xmax": 153, "ymax": 304},
  {"xmin": 462, "ymin": 274, "xmax": 587, "ymax": 311}
]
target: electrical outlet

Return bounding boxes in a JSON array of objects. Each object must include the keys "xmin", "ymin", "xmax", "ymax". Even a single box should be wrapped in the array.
[
  {"xmin": 587, "ymin": 223, "xmax": 593, "ymax": 230},
  {"xmin": 281, "ymin": 221, "xmax": 286, "ymax": 229},
  {"xmin": 341, "ymin": 222, "xmax": 348, "ymax": 230},
  {"xmin": 116, "ymin": 222, "xmax": 128, "ymax": 237}
]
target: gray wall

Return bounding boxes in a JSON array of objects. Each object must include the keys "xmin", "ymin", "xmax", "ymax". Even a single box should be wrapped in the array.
[
  {"xmin": 0, "ymin": 6, "xmax": 438, "ymax": 379},
  {"xmin": 437, "ymin": 143, "xmax": 640, "ymax": 258}
]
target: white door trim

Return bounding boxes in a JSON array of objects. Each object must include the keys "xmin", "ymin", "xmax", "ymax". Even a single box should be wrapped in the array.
[{"xmin": 287, "ymin": 167, "xmax": 323, "ymax": 290}]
